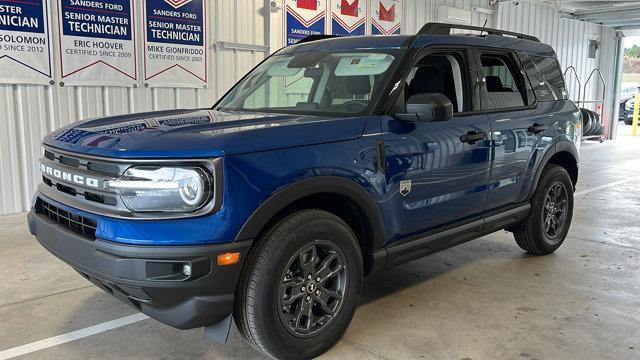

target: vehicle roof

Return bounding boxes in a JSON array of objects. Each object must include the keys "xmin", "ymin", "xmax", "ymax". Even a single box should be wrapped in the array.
[{"xmin": 280, "ymin": 34, "xmax": 556, "ymax": 58}]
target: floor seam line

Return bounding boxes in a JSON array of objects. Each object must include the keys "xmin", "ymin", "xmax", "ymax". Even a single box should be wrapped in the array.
[
  {"xmin": 569, "ymin": 236, "xmax": 639, "ymax": 250},
  {"xmin": 0, "ymin": 285, "xmax": 94, "ymax": 309},
  {"xmin": 342, "ymin": 338, "xmax": 390, "ymax": 360}
]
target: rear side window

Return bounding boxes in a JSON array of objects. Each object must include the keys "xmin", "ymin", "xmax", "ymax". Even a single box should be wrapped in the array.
[
  {"xmin": 518, "ymin": 52, "xmax": 554, "ymax": 101},
  {"xmin": 478, "ymin": 52, "xmax": 532, "ymax": 110},
  {"xmin": 530, "ymin": 56, "xmax": 567, "ymax": 100}
]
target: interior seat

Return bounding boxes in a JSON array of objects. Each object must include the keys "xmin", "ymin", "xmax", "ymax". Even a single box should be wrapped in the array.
[
  {"xmin": 409, "ymin": 67, "xmax": 443, "ymax": 95},
  {"xmin": 484, "ymin": 76, "xmax": 524, "ymax": 109}
]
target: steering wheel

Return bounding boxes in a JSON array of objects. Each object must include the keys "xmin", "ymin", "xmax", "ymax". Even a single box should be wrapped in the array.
[{"xmin": 341, "ymin": 100, "xmax": 368, "ymax": 112}]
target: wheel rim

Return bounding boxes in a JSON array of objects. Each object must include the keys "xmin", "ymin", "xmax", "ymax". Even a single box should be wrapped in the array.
[
  {"xmin": 278, "ymin": 240, "xmax": 347, "ymax": 338},
  {"xmin": 543, "ymin": 181, "xmax": 569, "ymax": 242}
]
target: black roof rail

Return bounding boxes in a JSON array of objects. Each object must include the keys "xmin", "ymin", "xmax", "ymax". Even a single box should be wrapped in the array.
[
  {"xmin": 296, "ymin": 34, "xmax": 342, "ymax": 44},
  {"xmin": 417, "ymin": 22, "xmax": 540, "ymax": 42}
]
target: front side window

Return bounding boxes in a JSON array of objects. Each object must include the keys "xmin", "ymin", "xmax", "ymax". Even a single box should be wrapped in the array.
[
  {"xmin": 403, "ymin": 51, "xmax": 471, "ymax": 113},
  {"xmin": 216, "ymin": 51, "xmax": 398, "ymax": 116}
]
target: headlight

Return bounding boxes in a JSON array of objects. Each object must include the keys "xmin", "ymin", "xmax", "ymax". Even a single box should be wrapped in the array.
[{"xmin": 106, "ymin": 166, "xmax": 211, "ymax": 213}]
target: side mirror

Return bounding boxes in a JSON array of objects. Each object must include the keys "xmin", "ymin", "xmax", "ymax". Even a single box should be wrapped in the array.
[{"xmin": 393, "ymin": 93, "xmax": 454, "ymax": 122}]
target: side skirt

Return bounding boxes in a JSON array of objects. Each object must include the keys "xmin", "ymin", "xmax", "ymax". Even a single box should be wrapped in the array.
[{"xmin": 380, "ymin": 203, "xmax": 531, "ymax": 269}]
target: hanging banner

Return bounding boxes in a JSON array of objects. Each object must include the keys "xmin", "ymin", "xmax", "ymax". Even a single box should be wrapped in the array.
[
  {"xmin": 0, "ymin": 0, "xmax": 53, "ymax": 85},
  {"xmin": 330, "ymin": 0, "xmax": 365, "ymax": 36},
  {"xmin": 57, "ymin": 0, "xmax": 137, "ymax": 86},
  {"xmin": 285, "ymin": 0, "xmax": 326, "ymax": 46},
  {"xmin": 371, "ymin": 0, "xmax": 402, "ymax": 35},
  {"xmin": 143, "ymin": 0, "xmax": 207, "ymax": 88}
]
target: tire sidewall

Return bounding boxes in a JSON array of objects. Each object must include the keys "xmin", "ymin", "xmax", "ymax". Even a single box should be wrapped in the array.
[
  {"xmin": 246, "ymin": 212, "xmax": 363, "ymax": 359},
  {"xmin": 531, "ymin": 166, "xmax": 574, "ymax": 253}
]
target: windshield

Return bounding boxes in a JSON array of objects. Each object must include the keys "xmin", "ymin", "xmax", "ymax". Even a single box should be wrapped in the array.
[{"xmin": 215, "ymin": 50, "xmax": 399, "ymax": 116}]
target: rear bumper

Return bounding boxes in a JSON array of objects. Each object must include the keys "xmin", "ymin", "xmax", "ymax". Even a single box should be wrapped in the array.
[{"xmin": 28, "ymin": 210, "xmax": 251, "ymax": 330}]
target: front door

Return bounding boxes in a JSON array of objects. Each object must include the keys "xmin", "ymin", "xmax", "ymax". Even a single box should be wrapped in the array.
[{"xmin": 383, "ymin": 49, "xmax": 492, "ymax": 244}]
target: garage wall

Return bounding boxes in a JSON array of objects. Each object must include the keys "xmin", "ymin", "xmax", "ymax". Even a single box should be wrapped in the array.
[
  {"xmin": 403, "ymin": 0, "xmax": 494, "ymax": 33},
  {"xmin": 0, "ymin": 0, "xmax": 619, "ymax": 215},
  {"xmin": 0, "ymin": 0, "xmax": 270, "ymax": 215},
  {"xmin": 496, "ymin": 1, "xmax": 617, "ymax": 137}
]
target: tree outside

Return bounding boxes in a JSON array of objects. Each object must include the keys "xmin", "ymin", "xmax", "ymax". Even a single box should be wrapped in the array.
[{"xmin": 623, "ymin": 39, "xmax": 640, "ymax": 82}]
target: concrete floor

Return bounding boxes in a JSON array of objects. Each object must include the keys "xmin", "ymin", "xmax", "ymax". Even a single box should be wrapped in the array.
[{"xmin": 1, "ymin": 135, "xmax": 640, "ymax": 360}]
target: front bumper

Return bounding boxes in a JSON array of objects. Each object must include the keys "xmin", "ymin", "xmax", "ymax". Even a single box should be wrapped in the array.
[{"xmin": 28, "ymin": 210, "xmax": 251, "ymax": 330}]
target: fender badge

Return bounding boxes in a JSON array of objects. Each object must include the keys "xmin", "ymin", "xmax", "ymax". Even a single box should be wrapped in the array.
[{"xmin": 400, "ymin": 180, "xmax": 412, "ymax": 196}]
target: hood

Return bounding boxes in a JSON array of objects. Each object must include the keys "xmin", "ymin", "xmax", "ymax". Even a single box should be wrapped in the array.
[{"xmin": 43, "ymin": 109, "xmax": 368, "ymax": 158}]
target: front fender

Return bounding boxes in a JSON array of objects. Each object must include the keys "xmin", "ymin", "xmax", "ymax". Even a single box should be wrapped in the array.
[{"xmin": 234, "ymin": 175, "xmax": 386, "ymax": 253}]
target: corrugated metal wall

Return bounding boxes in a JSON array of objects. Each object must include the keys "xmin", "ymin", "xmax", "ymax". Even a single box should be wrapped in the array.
[
  {"xmin": 0, "ymin": 0, "xmax": 270, "ymax": 215},
  {"xmin": 496, "ymin": 1, "xmax": 617, "ymax": 136},
  {"xmin": 0, "ymin": 0, "xmax": 619, "ymax": 215},
  {"xmin": 403, "ymin": 0, "xmax": 494, "ymax": 32}
]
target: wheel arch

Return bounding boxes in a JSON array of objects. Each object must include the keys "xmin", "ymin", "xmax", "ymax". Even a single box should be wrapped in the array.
[
  {"xmin": 235, "ymin": 176, "xmax": 386, "ymax": 275},
  {"xmin": 529, "ymin": 141, "xmax": 579, "ymax": 199}
]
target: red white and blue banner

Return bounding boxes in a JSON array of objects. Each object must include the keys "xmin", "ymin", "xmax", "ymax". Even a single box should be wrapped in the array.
[
  {"xmin": 285, "ymin": 0, "xmax": 326, "ymax": 46},
  {"xmin": 57, "ymin": 0, "xmax": 137, "ymax": 86},
  {"xmin": 330, "ymin": 0, "xmax": 365, "ymax": 36},
  {"xmin": 371, "ymin": 0, "xmax": 402, "ymax": 35},
  {"xmin": 143, "ymin": 0, "xmax": 207, "ymax": 88},
  {"xmin": 0, "ymin": 0, "xmax": 53, "ymax": 85}
]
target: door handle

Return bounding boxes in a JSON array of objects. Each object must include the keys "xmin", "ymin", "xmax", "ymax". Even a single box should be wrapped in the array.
[
  {"xmin": 527, "ymin": 123, "xmax": 547, "ymax": 134},
  {"xmin": 460, "ymin": 131, "xmax": 486, "ymax": 144}
]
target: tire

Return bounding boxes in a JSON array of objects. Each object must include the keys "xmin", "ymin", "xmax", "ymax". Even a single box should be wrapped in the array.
[
  {"xmin": 586, "ymin": 110, "xmax": 598, "ymax": 136},
  {"xmin": 592, "ymin": 123, "xmax": 605, "ymax": 136},
  {"xmin": 581, "ymin": 109, "xmax": 594, "ymax": 136},
  {"xmin": 234, "ymin": 210, "xmax": 363, "ymax": 360},
  {"xmin": 580, "ymin": 108, "xmax": 592, "ymax": 135},
  {"xmin": 512, "ymin": 164, "xmax": 574, "ymax": 255}
]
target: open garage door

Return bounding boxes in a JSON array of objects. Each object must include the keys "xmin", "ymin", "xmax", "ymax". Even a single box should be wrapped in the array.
[{"xmin": 498, "ymin": 1, "xmax": 640, "ymax": 141}]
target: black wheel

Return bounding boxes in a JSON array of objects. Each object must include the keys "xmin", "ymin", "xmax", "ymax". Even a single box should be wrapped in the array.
[
  {"xmin": 234, "ymin": 210, "xmax": 363, "ymax": 360},
  {"xmin": 512, "ymin": 164, "xmax": 574, "ymax": 255}
]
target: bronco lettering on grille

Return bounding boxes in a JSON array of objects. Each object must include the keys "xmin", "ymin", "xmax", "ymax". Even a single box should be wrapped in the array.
[{"xmin": 40, "ymin": 163, "xmax": 100, "ymax": 188}]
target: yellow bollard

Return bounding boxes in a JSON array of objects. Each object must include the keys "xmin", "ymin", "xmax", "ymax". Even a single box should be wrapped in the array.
[{"xmin": 633, "ymin": 93, "xmax": 640, "ymax": 136}]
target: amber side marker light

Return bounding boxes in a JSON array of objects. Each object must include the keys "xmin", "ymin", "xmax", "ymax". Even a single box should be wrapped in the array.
[{"xmin": 217, "ymin": 252, "xmax": 240, "ymax": 266}]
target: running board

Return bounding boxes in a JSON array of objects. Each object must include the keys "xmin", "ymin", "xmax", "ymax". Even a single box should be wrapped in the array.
[{"xmin": 384, "ymin": 203, "xmax": 531, "ymax": 268}]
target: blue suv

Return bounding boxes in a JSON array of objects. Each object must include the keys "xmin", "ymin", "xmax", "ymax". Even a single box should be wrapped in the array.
[{"xmin": 29, "ymin": 23, "xmax": 581, "ymax": 359}]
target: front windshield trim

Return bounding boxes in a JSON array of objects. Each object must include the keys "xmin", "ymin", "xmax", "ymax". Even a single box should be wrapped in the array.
[{"xmin": 212, "ymin": 49, "xmax": 404, "ymax": 118}]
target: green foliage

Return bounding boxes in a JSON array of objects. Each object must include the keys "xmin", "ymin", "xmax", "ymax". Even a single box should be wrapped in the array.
[{"xmin": 625, "ymin": 45, "xmax": 640, "ymax": 58}]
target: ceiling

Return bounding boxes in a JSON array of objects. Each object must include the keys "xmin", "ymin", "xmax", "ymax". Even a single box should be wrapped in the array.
[{"xmin": 532, "ymin": 1, "xmax": 640, "ymax": 31}]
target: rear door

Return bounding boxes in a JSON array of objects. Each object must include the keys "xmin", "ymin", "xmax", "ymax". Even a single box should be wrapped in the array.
[
  {"xmin": 474, "ymin": 49, "xmax": 554, "ymax": 210},
  {"xmin": 383, "ymin": 48, "xmax": 491, "ymax": 244}
]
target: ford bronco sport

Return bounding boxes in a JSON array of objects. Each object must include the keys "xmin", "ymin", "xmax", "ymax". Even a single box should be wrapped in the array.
[{"xmin": 29, "ymin": 23, "xmax": 581, "ymax": 359}]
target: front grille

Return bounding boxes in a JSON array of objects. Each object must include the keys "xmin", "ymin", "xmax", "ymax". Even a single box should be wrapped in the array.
[
  {"xmin": 40, "ymin": 148, "xmax": 121, "ymax": 208},
  {"xmin": 35, "ymin": 198, "xmax": 97, "ymax": 239},
  {"xmin": 40, "ymin": 175, "xmax": 118, "ymax": 206}
]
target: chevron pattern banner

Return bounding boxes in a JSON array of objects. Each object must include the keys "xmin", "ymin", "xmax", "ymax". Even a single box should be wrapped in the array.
[
  {"xmin": 371, "ymin": 0, "xmax": 402, "ymax": 35},
  {"xmin": 285, "ymin": 0, "xmax": 327, "ymax": 46},
  {"xmin": 330, "ymin": 0, "xmax": 365, "ymax": 36}
]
